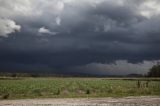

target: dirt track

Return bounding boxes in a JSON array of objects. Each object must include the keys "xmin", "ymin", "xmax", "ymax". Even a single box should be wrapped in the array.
[{"xmin": 0, "ymin": 96, "xmax": 160, "ymax": 106}]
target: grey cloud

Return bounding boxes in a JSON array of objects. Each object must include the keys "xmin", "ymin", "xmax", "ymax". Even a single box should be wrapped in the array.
[{"xmin": 0, "ymin": 0, "xmax": 160, "ymax": 75}]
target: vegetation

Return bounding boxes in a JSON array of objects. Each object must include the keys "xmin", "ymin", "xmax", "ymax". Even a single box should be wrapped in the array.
[
  {"xmin": 0, "ymin": 77, "xmax": 160, "ymax": 99},
  {"xmin": 148, "ymin": 64, "xmax": 160, "ymax": 77}
]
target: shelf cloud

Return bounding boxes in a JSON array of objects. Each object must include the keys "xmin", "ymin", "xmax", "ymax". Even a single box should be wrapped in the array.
[{"xmin": 0, "ymin": 0, "xmax": 160, "ymax": 75}]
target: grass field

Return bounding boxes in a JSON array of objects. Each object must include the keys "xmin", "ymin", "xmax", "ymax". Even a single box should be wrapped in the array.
[{"xmin": 0, "ymin": 77, "xmax": 160, "ymax": 99}]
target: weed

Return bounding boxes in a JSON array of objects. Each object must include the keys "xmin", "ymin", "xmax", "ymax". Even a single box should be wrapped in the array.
[
  {"xmin": 86, "ymin": 89, "xmax": 90, "ymax": 94},
  {"xmin": 2, "ymin": 93, "xmax": 9, "ymax": 99}
]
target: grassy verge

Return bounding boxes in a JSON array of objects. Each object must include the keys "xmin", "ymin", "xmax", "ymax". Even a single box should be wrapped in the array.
[{"xmin": 0, "ymin": 77, "xmax": 160, "ymax": 99}]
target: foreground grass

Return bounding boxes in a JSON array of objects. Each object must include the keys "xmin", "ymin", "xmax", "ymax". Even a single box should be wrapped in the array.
[{"xmin": 0, "ymin": 77, "xmax": 160, "ymax": 99}]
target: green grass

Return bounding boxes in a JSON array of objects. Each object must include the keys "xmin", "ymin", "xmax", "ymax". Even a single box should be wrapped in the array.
[{"xmin": 0, "ymin": 77, "xmax": 160, "ymax": 99}]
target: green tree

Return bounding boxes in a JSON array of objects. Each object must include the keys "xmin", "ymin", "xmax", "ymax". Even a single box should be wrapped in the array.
[{"xmin": 148, "ymin": 64, "xmax": 160, "ymax": 77}]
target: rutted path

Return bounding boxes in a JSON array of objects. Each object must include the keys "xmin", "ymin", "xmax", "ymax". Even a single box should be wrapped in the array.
[{"xmin": 0, "ymin": 96, "xmax": 160, "ymax": 106}]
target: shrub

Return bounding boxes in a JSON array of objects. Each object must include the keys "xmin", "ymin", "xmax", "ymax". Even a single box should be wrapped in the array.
[
  {"xmin": 2, "ymin": 93, "xmax": 9, "ymax": 99},
  {"xmin": 86, "ymin": 89, "xmax": 90, "ymax": 94}
]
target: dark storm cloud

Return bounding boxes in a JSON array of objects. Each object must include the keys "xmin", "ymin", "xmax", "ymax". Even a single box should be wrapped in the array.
[{"xmin": 0, "ymin": 0, "xmax": 160, "ymax": 75}]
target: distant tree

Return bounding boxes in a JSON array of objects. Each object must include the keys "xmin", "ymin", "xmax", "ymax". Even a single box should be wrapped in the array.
[{"xmin": 148, "ymin": 63, "xmax": 160, "ymax": 77}]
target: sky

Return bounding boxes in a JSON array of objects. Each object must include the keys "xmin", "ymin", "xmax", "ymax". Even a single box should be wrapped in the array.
[{"xmin": 0, "ymin": 0, "xmax": 160, "ymax": 75}]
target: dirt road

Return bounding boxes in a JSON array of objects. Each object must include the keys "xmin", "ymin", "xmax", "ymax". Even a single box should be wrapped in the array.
[{"xmin": 0, "ymin": 96, "xmax": 160, "ymax": 106}]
